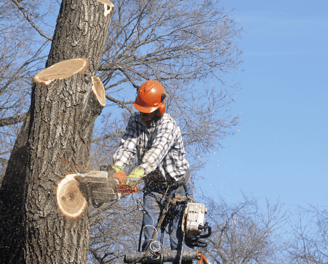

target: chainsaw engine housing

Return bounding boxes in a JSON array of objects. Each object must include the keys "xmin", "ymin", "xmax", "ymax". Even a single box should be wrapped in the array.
[
  {"xmin": 75, "ymin": 171, "xmax": 120, "ymax": 204},
  {"xmin": 185, "ymin": 203, "xmax": 206, "ymax": 237},
  {"xmin": 184, "ymin": 202, "xmax": 211, "ymax": 247}
]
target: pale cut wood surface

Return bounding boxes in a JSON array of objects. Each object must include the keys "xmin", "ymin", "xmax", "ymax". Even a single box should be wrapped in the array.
[
  {"xmin": 96, "ymin": 0, "xmax": 115, "ymax": 17},
  {"xmin": 91, "ymin": 76, "xmax": 106, "ymax": 107},
  {"xmin": 33, "ymin": 58, "xmax": 89, "ymax": 85}
]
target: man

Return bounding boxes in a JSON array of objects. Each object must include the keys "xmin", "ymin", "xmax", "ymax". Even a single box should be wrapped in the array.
[{"xmin": 112, "ymin": 79, "xmax": 192, "ymax": 260}]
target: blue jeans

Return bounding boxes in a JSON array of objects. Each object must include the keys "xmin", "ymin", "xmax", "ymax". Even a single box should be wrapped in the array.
[{"xmin": 141, "ymin": 171, "xmax": 193, "ymax": 264}]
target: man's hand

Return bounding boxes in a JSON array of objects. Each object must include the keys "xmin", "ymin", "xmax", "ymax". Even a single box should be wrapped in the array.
[
  {"xmin": 112, "ymin": 165, "xmax": 123, "ymax": 173},
  {"xmin": 125, "ymin": 167, "xmax": 145, "ymax": 186}
]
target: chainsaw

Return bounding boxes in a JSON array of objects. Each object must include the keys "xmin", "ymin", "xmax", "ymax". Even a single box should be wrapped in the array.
[{"xmin": 56, "ymin": 166, "xmax": 137, "ymax": 220}]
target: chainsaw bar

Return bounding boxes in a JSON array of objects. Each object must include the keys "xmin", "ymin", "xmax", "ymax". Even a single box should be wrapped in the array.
[{"xmin": 74, "ymin": 170, "xmax": 110, "ymax": 183}]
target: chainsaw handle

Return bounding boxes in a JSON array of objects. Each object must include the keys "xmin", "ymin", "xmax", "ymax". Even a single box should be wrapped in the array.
[
  {"xmin": 199, "ymin": 222, "xmax": 212, "ymax": 239},
  {"xmin": 117, "ymin": 184, "xmax": 137, "ymax": 194},
  {"xmin": 113, "ymin": 172, "xmax": 127, "ymax": 184},
  {"xmin": 114, "ymin": 172, "xmax": 138, "ymax": 194}
]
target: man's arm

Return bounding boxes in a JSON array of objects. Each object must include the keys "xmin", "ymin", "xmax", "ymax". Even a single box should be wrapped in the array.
[{"xmin": 113, "ymin": 115, "xmax": 139, "ymax": 169}]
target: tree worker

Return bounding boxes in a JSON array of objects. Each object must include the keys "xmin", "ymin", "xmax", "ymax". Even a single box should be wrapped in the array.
[{"xmin": 111, "ymin": 79, "xmax": 192, "ymax": 263}]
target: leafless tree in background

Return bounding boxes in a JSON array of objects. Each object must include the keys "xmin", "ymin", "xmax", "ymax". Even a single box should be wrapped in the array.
[
  {"xmin": 0, "ymin": 0, "xmax": 55, "ymax": 180},
  {"xmin": 203, "ymin": 195, "xmax": 288, "ymax": 264},
  {"xmin": 87, "ymin": 194, "xmax": 143, "ymax": 264},
  {"xmin": 287, "ymin": 205, "xmax": 328, "ymax": 264}
]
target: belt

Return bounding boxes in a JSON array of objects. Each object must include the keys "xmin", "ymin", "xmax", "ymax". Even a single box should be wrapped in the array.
[{"xmin": 143, "ymin": 173, "xmax": 185, "ymax": 194}]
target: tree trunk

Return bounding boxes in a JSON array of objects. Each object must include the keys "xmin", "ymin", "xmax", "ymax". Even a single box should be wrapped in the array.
[{"xmin": 0, "ymin": 0, "xmax": 114, "ymax": 263}]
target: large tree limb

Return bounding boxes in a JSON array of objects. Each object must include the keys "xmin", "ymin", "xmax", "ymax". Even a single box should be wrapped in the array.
[{"xmin": 0, "ymin": 112, "xmax": 27, "ymax": 127}]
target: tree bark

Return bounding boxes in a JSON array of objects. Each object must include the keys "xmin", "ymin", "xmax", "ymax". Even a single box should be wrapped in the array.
[{"xmin": 0, "ymin": 0, "xmax": 113, "ymax": 263}]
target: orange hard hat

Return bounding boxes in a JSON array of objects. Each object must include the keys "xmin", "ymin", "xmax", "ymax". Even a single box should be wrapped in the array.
[{"xmin": 134, "ymin": 80, "xmax": 167, "ymax": 115}]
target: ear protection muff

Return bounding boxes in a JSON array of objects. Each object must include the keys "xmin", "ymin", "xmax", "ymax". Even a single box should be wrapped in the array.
[
  {"xmin": 157, "ymin": 104, "xmax": 166, "ymax": 117},
  {"xmin": 157, "ymin": 93, "xmax": 167, "ymax": 117}
]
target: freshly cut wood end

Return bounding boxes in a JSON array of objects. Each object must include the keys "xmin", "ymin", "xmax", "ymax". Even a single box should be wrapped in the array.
[
  {"xmin": 33, "ymin": 58, "xmax": 89, "ymax": 85},
  {"xmin": 91, "ymin": 76, "xmax": 106, "ymax": 107},
  {"xmin": 56, "ymin": 174, "xmax": 88, "ymax": 220},
  {"xmin": 97, "ymin": 0, "xmax": 115, "ymax": 17}
]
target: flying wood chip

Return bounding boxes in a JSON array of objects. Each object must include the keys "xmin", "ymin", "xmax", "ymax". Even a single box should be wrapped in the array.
[{"xmin": 56, "ymin": 174, "xmax": 88, "ymax": 220}]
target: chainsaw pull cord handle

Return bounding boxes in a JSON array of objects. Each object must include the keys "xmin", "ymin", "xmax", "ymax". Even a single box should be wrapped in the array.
[{"xmin": 197, "ymin": 253, "xmax": 211, "ymax": 264}]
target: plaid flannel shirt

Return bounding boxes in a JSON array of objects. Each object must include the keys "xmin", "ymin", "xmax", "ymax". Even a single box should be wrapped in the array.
[{"xmin": 113, "ymin": 112, "xmax": 189, "ymax": 181}]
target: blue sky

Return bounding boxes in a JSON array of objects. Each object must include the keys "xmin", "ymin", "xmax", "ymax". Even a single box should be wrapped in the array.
[{"xmin": 199, "ymin": 0, "xmax": 328, "ymax": 209}]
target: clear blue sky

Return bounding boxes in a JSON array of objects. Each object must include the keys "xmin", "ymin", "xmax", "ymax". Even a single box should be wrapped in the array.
[{"xmin": 199, "ymin": 0, "xmax": 328, "ymax": 209}]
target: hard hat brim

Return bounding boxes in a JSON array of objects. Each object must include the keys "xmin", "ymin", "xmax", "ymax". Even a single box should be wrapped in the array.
[{"xmin": 134, "ymin": 102, "xmax": 158, "ymax": 113}]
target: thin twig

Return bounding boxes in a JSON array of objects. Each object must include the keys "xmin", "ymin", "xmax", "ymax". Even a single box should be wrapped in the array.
[
  {"xmin": 11, "ymin": 0, "xmax": 53, "ymax": 41},
  {"xmin": 105, "ymin": 94, "xmax": 134, "ymax": 114}
]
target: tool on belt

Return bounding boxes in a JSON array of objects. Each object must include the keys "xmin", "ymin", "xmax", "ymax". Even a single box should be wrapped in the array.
[
  {"xmin": 56, "ymin": 166, "xmax": 137, "ymax": 220},
  {"xmin": 128, "ymin": 181, "xmax": 212, "ymax": 264}
]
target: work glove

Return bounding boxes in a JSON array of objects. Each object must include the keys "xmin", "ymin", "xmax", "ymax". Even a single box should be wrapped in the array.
[
  {"xmin": 125, "ymin": 167, "xmax": 145, "ymax": 187},
  {"xmin": 112, "ymin": 165, "xmax": 123, "ymax": 173}
]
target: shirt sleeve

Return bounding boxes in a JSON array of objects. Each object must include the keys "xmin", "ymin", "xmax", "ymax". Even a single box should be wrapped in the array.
[
  {"xmin": 113, "ymin": 115, "xmax": 138, "ymax": 169},
  {"xmin": 139, "ymin": 121, "xmax": 176, "ymax": 174}
]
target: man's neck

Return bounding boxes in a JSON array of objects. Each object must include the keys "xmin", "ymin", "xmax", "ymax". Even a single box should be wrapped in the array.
[{"xmin": 145, "ymin": 115, "xmax": 160, "ymax": 128}]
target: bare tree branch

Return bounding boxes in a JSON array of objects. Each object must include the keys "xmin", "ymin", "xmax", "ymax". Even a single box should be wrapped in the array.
[
  {"xmin": 11, "ymin": 0, "xmax": 53, "ymax": 41},
  {"xmin": 0, "ymin": 112, "xmax": 27, "ymax": 127},
  {"xmin": 288, "ymin": 205, "xmax": 328, "ymax": 264},
  {"xmin": 203, "ymin": 195, "xmax": 288, "ymax": 264},
  {"xmin": 105, "ymin": 94, "xmax": 134, "ymax": 115},
  {"xmin": 92, "ymin": 131, "xmax": 124, "ymax": 144}
]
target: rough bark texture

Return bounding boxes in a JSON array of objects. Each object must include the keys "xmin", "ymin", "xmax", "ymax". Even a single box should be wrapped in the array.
[
  {"xmin": 46, "ymin": 0, "xmax": 114, "ymax": 73},
  {"xmin": 0, "ymin": 0, "xmax": 113, "ymax": 263}
]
